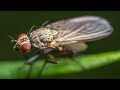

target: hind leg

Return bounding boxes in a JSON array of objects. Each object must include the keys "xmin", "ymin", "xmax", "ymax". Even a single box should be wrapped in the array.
[{"xmin": 58, "ymin": 49, "xmax": 87, "ymax": 70}]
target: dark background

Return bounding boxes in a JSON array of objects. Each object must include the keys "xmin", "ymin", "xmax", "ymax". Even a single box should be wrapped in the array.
[{"xmin": 0, "ymin": 11, "xmax": 120, "ymax": 78}]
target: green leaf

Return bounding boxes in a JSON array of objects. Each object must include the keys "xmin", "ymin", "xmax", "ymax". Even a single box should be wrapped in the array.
[{"xmin": 0, "ymin": 51, "xmax": 120, "ymax": 79}]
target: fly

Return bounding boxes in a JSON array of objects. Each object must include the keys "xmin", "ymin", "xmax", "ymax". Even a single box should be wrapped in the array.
[{"xmin": 9, "ymin": 16, "xmax": 113, "ymax": 65}]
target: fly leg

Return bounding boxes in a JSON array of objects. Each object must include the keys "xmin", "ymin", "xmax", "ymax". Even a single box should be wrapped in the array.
[
  {"xmin": 25, "ymin": 52, "xmax": 40, "ymax": 64},
  {"xmin": 39, "ymin": 60, "xmax": 48, "ymax": 77},
  {"xmin": 25, "ymin": 52, "xmax": 41, "ymax": 78},
  {"xmin": 39, "ymin": 53, "xmax": 58, "ymax": 77},
  {"xmin": 59, "ymin": 50, "xmax": 87, "ymax": 70},
  {"xmin": 70, "ymin": 52, "xmax": 87, "ymax": 70},
  {"xmin": 18, "ymin": 52, "xmax": 41, "ymax": 78},
  {"xmin": 46, "ymin": 53, "xmax": 58, "ymax": 64},
  {"xmin": 70, "ymin": 51, "xmax": 84, "ymax": 60}
]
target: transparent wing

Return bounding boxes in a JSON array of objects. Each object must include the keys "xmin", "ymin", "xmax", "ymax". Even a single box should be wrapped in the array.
[{"xmin": 46, "ymin": 16, "xmax": 113, "ymax": 46}]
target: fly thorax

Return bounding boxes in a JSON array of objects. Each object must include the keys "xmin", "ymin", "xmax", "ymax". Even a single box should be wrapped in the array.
[
  {"xmin": 29, "ymin": 28, "xmax": 58, "ymax": 50},
  {"xmin": 36, "ymin": 28, "xmax": 59, "ymax": 42},
  {"xmin": 39, "ymin": 28, "xmax": 54, "ymax": 42}
]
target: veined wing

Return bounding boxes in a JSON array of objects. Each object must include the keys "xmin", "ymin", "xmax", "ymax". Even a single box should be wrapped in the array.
[{"xmin": 46, "ymin": 16, "xmax": 113, "ymax": 46}]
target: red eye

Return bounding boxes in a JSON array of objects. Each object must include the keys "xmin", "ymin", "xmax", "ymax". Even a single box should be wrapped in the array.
[
  {"xmin": 18, "ymin": 33, "xmax": 27, "ymax": 39},
  {"xmin": 21, "ymin": 43, "xmax": 31, "ymax": 53}
]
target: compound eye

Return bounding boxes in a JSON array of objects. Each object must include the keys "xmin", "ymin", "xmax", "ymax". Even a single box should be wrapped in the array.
[{"xmin": 21, "ymin": 43, "xmax": 31, "ymax": 53}]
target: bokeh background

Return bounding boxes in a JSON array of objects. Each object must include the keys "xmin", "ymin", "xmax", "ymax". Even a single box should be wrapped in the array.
[{"xmin": 0, "ymin": 11, "xmax": 120, "ymax": 79}]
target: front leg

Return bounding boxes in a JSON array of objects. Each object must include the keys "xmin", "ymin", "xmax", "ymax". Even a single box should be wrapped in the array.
[
  {"xmin": 25, "ymin": 52, "xmax": 40, "ymax": 64},
  {"xmin": 17, "ymin": 52, "xmax": 40, "ymax": 78}
]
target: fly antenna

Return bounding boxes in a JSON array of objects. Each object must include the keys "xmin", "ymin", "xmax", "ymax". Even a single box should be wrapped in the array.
[
  {"xmin": 8, "ymin": 35, "xmax": 17, "ymax": 43},
  {"xmin": 8, "ymin": 35, "xmax": 14, "ymax": 40}
]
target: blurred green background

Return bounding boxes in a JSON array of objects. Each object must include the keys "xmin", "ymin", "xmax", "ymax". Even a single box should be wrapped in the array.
[{"xmin": 0, "ymin": 11, "xmax": 120, "ymax": 79}]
